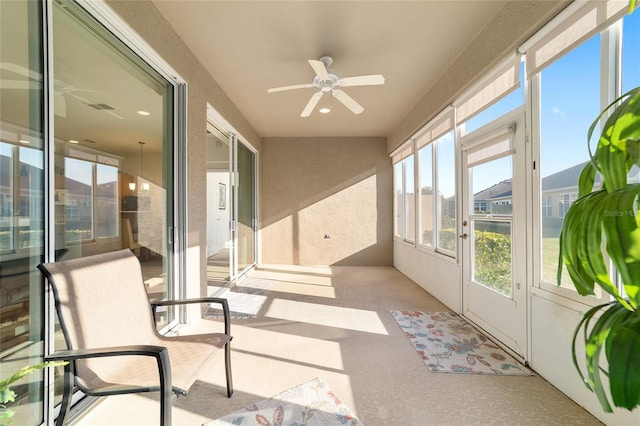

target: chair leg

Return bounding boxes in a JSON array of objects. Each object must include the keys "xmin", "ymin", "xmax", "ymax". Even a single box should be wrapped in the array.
[
  {"xmin": 156, "ymin": 350, "xmax": 172, "ymax": 426},
  {"xmin": 159, "ymin": 391, "xmax": 171, "ymax": 426},
  {"xmin": 55, "ymin": 363, "xmax": 74, "ymax": 426},
  {"xmin": 225, "ymin": 341, "xmax": 233, "ymax": 397}
]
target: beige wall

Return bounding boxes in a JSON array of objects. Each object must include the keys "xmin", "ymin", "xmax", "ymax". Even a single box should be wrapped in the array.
[{"xmin": 261, "ymin": 137, "xmax": 392, "ymax": 266}]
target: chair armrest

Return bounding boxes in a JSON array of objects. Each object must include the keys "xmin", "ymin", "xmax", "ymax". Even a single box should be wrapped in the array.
[
  {"xmin": 46, "ymin": 345, "xmax": 171, "ymax": 393},
  {"xmin": 46, "ymin": 344, "xmax": 169, "ymax": 361},
  {"xmin": 151, "ymin": 298, "xmax": 231, "ymax": 335}
]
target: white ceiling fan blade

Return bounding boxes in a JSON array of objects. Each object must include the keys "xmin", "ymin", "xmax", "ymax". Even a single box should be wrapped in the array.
[
  {"xmin": 332, "ymin": 89, "xmax": 364, "ymax": 115},
  {"xmin": 0, "ymin": 62, "xmax": 42, "ymax": 81},
  {"xmin": 340, "ymin": 74, "xmax": 385, "ymax": 87},
  {"xmin": 104, "ymin": 110, "xmax": 124, "ymax": 120},
  {"xmin": 301, "ymin": 91, "xmax": 323, "ymax": 117},
  {"xmin": 54, "ymin": 94, "xmax": 67, "ymax": 118},
  {"xmin": 268, "ymin": 83, "xmax": 314, "ymax": 93},
  {"xmin": 0, "ymin": 80, "xmax": 37, "ymax": 90},
  {"xmin": 308, "ymin": 60, "xmax": 329, "ymax": 78}
]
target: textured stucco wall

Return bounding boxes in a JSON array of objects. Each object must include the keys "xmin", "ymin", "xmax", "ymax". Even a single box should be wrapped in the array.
[
  {"xmin": 106, "ymin": 0, "xmax": 261, "ymax": 299},
  {"xmin": 261, "ymin": 137, "xmax": 392, "ymax": 266}
]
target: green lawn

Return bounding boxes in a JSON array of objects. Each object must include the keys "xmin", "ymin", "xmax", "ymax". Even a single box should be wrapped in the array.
[{"xmin": 542, "ymin": 237, "xmax": 600, "ymax": 294}]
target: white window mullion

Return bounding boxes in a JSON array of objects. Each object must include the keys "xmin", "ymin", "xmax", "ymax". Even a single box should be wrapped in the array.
[
  {"xmin": 602, "ymin": 20, "xmax": 621, "ymax": 107},
  {"xmin": 432, "ymin": 138, "xmax": 439, "ymax": 249}
]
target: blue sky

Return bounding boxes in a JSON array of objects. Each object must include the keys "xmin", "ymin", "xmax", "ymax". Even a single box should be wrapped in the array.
[{"xmin": 542, "ymin": 10, "xmax": 639, "ymax": 178}]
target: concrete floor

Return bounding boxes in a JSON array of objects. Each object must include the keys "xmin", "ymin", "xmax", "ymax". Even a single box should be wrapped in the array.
[{"xmin": 72, "ymin": 265, "xmax": 601, "ymax": 425}]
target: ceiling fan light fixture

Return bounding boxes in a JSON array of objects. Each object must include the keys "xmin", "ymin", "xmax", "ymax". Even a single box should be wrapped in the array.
[{"xmin": 268, "ymin": 56, "xmax": 384, "ymax": 117}]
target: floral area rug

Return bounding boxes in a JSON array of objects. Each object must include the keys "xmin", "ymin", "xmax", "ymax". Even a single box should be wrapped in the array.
[
  {"xmin": 205, "ymin": 377, "xmax": 363, "ymax": 426},
  {"xmin": 204, "ymin": 278, "xmax": 274, "ymax": 319},
  {"xmin": 391, "ymin": 311, "xmax": 532, "ymax": 375}
]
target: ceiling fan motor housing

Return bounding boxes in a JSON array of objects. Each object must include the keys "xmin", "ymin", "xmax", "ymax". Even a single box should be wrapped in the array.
[
  {"xmin": 266, "ymin": 55, "xmax": 383, "ymax": 117},
  {"xmin": 314, "ymin": 72, "xmax": 342, "ymax": 92},
  {"xmin": 314, "ymin": 56, "xmax": 344, "ymax": 92}
]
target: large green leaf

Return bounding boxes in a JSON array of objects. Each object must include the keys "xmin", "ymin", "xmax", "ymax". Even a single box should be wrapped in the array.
[
  {"xmin": 577, "ymin": 160, "xmax": 597, "ymax": 198},
  {"xmin": 572, "ymin": 302, "xmax": 629, "ymax": 412},
  {"xmin": 559, "ymin": 190, "xmax": 632, "ymax": 307},
  {"xmin": 560, "ymin": 87, "xmax": 640, "ymax": 310},
  {"xmin": 600, "ymin": 185, "xmax": 640, "ymax": 306},
  {"xmin": 587, "ymin": 88, "xmax": 640, "ymax": 192},
  {"xmin": 607, "ymin": 311, "xmax": 640, "ymax": 409},
  {"xmin": 0, "ymin": 361, "xmax": 67, "ymax": 397}
]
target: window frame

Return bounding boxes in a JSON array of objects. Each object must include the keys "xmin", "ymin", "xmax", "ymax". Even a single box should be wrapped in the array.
[
  {"xmin": 394, "ymin": 108, "xmax": 457, "ymax": 259},
  {"xmin": 417, "ymin": 141, "xmax": 434, "ymax": 248},
  {"xmin": 392, "ymin": 145, "xmax": 415, "ymax": 244}
]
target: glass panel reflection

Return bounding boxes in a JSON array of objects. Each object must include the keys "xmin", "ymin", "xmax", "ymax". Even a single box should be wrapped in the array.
[{"xmin": 52, "ymin": 0, "xmax": 174, "ymax": 328}]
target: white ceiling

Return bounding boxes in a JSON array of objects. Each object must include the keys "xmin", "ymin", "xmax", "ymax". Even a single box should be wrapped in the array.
[{"xmin": 153, "ymin": 1, "xmax": 511, "ymax": 138}]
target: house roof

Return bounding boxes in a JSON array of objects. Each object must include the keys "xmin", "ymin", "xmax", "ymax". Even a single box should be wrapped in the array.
[
  {"xmin": 473, "ymin": 161, "xmax": 600, "ymax": 201},
  {"xmin": 474, "ymin": 179, "xmax": 512, "ymax": 201},
  {"xmin": 541, "ymin": 161, "xmax": 589, "ymax": 191}
]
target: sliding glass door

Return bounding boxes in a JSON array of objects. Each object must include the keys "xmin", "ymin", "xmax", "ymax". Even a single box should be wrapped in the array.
[
  {"xmin": 236, "ymin": 140, "xmax": 256, "ymax": 274},
  {"xmin": 0, "ymin": 2, "xmax": 46, "ymax": 423},
  {"xmin": 51, "ymin": 0, "xmax": 176, "ymax": 327},
  {"xmin": 205, "ymin": 124, "xmax": 256, "ymax": 286},
  {"xmin": 206, "ymin": 123, "xmax": 232, "ymax": 283},
  {"xmin": 1, "ymin": 0, "xmax": 183, "ymax": 423}
]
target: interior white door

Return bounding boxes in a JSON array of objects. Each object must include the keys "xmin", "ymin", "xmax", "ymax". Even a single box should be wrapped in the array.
[{"xmin": 461, "ymin": 112, "xmax": 527, "ymax": 358}]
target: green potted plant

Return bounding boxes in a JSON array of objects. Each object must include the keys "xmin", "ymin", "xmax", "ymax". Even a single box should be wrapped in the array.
[
  {"xmin": 558, "ymin": 77, "xmax": 640, "ymax": 412},
  {"xmin": 1, "ymin": 361, "xmax": 66, "ymax": 425}
]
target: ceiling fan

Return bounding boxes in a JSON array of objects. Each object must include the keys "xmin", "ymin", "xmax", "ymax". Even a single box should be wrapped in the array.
[
  {"xmin": 0, "ymin": 62, "xmax": 120, "ymax": 119},
  {"xmin": 267, "ymin": 56, "xmax": 384, "ymax": 117}
]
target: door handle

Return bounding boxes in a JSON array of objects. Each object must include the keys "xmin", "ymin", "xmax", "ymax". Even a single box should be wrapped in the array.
[{"xmin": 459, "ymin": 233, "xmax": 468, "ymax": 239}]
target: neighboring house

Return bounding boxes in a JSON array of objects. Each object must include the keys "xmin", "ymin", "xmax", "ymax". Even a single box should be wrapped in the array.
[
  {"xmin": 473, "ymin": 179, "xmax": 512, "ymax": 214},
  {"xmin": 473, "ymin": 161, "xmax": 606, "ymax": 219},
  {"xmin": 474, "ymin": 161, "xmax": 640, "ymax": 239}
]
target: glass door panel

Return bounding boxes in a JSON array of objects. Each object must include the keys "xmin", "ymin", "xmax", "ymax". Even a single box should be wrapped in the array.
[
  {"xmin": 52, "ymin": 0, "xmax": 175, "ymax": 328},
  {"xmin": 0, "ymin": 1, "xmax": 46, "ymax": 424},
  {"xmin": 472, "ymin": 219, "xmax": 512, "ymax": 296},
  {"xmin": 470, "ymin": 155, "xmax": 513, "ymax": 297},
  {"xmin": 236, "ymin": 142, "xmax": 255, "ymax": 274},
  {"xmin": 206, "ymin": 124, "xmax": 231, "ymax": 285}
]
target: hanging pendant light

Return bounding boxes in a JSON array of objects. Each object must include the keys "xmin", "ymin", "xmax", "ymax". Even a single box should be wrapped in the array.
[{"xmin": 139, "ymin": 141, "xmax": 150, "ymax": 191}]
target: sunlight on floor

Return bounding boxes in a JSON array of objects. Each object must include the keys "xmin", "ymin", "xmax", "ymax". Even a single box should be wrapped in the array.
[
  {"xmin": 264, "ymin": 299, "xmax": 389, "ymax": 335},
  {"xmin": 250, "ymin": 266, "xmax": 334, "ymax": 286},
  {"xmin": 271, "ymin": 280, "xmax": 336, "ymax": 298},
  {"xmin": 231, "ymin": 323, "xmax": 345, "ymax": 370}
]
